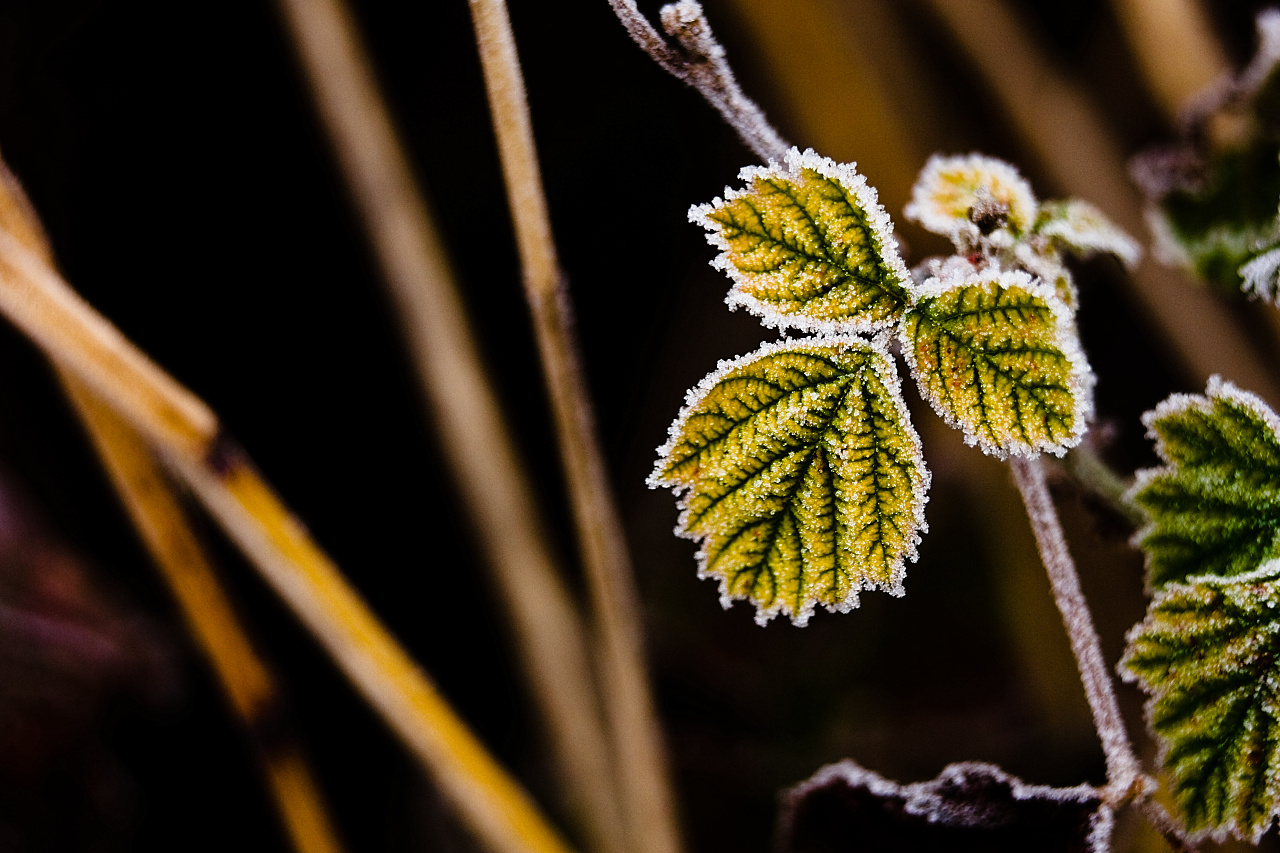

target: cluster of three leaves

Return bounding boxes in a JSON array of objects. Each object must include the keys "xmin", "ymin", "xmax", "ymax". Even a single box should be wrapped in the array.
[{"xmin": 650, "ymin": 149, "xmax": 1090, "ymax": 626}]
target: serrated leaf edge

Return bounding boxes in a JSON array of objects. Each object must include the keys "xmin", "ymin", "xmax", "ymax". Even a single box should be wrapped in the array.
[
  {"xmin": 1126, "ymin": 375, "xmax": 1280, "ymax": 592},
  {"xmin": 898, "ymin": 265, "xmax": 1094, "ymax": 459},
  {"xmin": 648, "ymin": 333, "xmax": 930, "ymax": 626},
  {"xmin": 1119, "ymin": 558, "xmax": 1280, "ymax": 844},
  {"xmin": 689, "ymin": 147, "xmax": 913, "ymax": 335}
]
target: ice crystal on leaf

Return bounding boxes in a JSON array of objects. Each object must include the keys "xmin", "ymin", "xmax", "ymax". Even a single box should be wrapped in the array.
[
  {"xmin": 1129, "ymin": 376, "xmax": 1280, "ymax": 589},
  {"xmin": 1240, "ymin": 244, "xmax": 1280, "ymax": 303},
  {"xmin": 899, "ymin": 267, "xmax": 1092, "ymax": 458},
  {"xmin": 691, "ymin": 148, "xmax": 912, "ymax": 334},
  {"xmin": 650, "ymin": 336, "xmax": 928, "ymax": 626},
  {"xmin": 1121, "ymin": 562, "xmax": 1280, "ymax": 843}
]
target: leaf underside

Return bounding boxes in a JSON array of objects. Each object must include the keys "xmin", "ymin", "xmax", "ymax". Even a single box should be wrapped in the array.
[
  {"xmin": 1122, "ymin": 566, "xmax": 1280, "ymax": 843},
  {"xmin": 1131, "ymin": 378, "xmax": 1280, "ymax": 589},
  {"xmin": 780, "ymin": 759, "xmax": 1110, "ymax": 853},
  {"xmin": 900, "ymin": 272, "xmax": 1088, "ymax": 458},
  {"xmin": 696, "ymin": 150, "xmax": 910, "ymax": 333},
  {"xmin": 651, "ymin": 337, "xmax": 927, "ymax": 625}
]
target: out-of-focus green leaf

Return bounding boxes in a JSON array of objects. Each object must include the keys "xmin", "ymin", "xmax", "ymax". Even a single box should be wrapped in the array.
[{"xmin": 650, "ymin": 335, "xmax": 928, "ymax": 625}]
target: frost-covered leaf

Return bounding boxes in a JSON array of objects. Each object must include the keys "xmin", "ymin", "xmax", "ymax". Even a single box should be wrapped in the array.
[
  {"xmin": 1129, "ymin": 377, "xmax": 1280, "ymax": 588},
  {"xmin": 1121, "ymin": 562, "xmax": 1280, "ymax": 843},
  {"xmin": 1033, "ymin": 199, "xmax": 1141, "ymax": 269},
  {"xmin": 779, "ymin": 759, "xmax": 1111, "ymax": 853},
  {"xmin": 691, "ymin": 148, "xmax": 912, "ymax": 334},
  {"xmin": 904, "ymin": 153, "xmax": 1038, "ymax": 247},
  {"xmin": 650, "ymin": 335, "xmax": 928, "ymax": 625},
  {"xmin": 899, "ymin": 267, "xmax": 1092, "ymax": 458},
  {"xmin": 1240, "ymin": 243, "xmax": 1280, "ymax": 303}
]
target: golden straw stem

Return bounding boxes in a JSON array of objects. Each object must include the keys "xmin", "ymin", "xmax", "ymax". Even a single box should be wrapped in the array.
[
  {"xmin": 63, "ymin": 376, "xmax": 345, "ymax": 853},
  {"xmin": 468, "ymin": 5, "xmax": 682, "ymax": 853},
  {"xmin": 0, "ymin": 199, "xmax": 578, "ymax": 853},
  {"xmin": 269, "ymin": 1, "xmax": 625, "ymax": 850},
  {"xmin": 168, "ymin": 448, "xmax": 577, "ymax": 853},
  {"xmin": 922, "ymin": 0, "xmax": 1280, "ymax": 405},
  {"xmin": 0, "ymin": 159, "xmax": 346, "ymax": 853}
]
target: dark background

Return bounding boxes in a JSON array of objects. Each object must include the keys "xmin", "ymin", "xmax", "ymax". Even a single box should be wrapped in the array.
[{"xmin": 0, "ymin": 1, "xmax": 1274, "ymax": 851}]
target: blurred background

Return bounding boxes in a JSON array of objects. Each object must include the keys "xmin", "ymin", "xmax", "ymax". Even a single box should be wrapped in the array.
[{"xmin": 0, "ymin": 0, "xmax": 1276, "ymax": 850}]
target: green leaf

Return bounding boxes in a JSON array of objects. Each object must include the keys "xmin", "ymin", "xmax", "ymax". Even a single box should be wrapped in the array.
[
  {"xmin": 1129, "ymin": 377, "xmax": 1280, "ymax": 589},
  {"xmin": 1032, "ymin": 199, "xmax": 1140, "ymax": 269},
  {"xmin": 692, "ymin": 148, "xmax": 912, "ymax": 334},
  {"xmin": 650, "ymin": 335, "xmax": 929, "ymax": 625},
  {"xmin": 1121, "ymin": 563, "xmax": 1280, "ymax": 843},
  {"xmin": 898, "ymin": 266, "xmax": 1092, "ymax": 458}
]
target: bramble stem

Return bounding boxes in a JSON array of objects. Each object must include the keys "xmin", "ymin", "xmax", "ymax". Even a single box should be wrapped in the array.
[
  {"xmin": 608, "ymin": 0, "xmax": 788, "ymax": 162},
  {"xmin": 272, "ymin": 0, "xmax": 628, "ymax": 849},
  {"xmin": 469, "ymin": 4, "xmax": 683, "ymax": 853},
  {"xmin": 1009, "ymin": 457, "xmax": 1141, "ymax": 800}
]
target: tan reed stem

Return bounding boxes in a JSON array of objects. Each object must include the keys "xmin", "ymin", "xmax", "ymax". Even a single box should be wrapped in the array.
[
  {"xmin": 0, "ymin": 208, "xmax": 578, "ymax": 853},
  {"xmin": 469, "ymin": 4, "xmax": 684, "ymax": 853},
  {"xmin": 270, "ymin": 0, "xmax": 626, "ymax": 850}
]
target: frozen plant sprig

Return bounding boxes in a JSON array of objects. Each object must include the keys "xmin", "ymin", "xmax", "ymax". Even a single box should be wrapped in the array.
[{"xmin": 650, "ymin": 148, "xmax": 1137, "ymax": 626}]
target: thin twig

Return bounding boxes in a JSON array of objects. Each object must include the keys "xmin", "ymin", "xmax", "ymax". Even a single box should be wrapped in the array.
[
  {"xmin": 922, "ymin": 0, "xmax": 1280, "ymax": 406},
  {"xmin": 468, "ymin": 5, "xmax": 683, "ymax": 853},
  {"xmin": 1009, "ymin": 457, "xmax": 1141, "ymax": 802},
  {"xmin": 0, "ymin": 211, "xmax": 579, "ymax": 853},
  {"xmin": 608, "ymin": 0, "xmax": 788, "ymax": 162},
  {"xmin": 64, "ymin": 377, "xmax": 345, "ymax": 853},
  {"xmin": 271, "ymin": 1, "xmax": 628, "ymax": 851}
]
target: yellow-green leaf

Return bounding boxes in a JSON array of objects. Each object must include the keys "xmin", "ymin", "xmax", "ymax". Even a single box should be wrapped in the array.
[
  {"xmin": 650, "ymin": 335, "xmax": 929, "ymax": 625},
  {"xmin": 691, "ymin": 148, "xmax": 912, "ymax": 334},
  {"xmin": 899, "ymin": 266, "xmax": 1092, "ymax": 458}
]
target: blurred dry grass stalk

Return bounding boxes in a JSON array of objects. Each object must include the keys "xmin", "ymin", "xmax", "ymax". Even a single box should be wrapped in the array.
[{"xmin": 0, "ymin": 0, "xmax": 1276, "ymax": 852}]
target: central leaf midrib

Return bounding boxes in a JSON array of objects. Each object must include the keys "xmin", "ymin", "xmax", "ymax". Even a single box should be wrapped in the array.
[
  {"xmin": 689, "ymin": 372, "xmax": 855, "ymax": 528},
  {"xmin": 734, "ymin": 185, "xmax": 907, "ymax": 306},
  {"xmin": 667, "ymin": 358, "xmax": 853, "ymax": 475},
  {"xmin": 927, "ymin": 309, "xmax": 1072, "ymax": 417}
]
